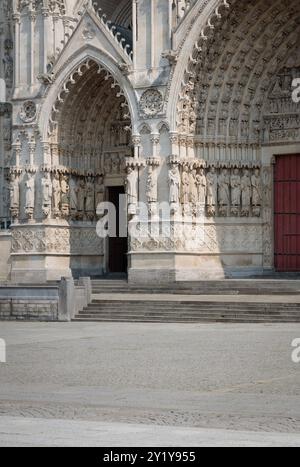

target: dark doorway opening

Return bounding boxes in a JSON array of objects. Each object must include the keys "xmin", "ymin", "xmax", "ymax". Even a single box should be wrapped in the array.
[
  {"xmin": 274, "ymin": 154, "xmax": 300, "ymax": 272},
  {"xmin": 108, "ymin": 186, "xmax": 128, "ymax": 274}
]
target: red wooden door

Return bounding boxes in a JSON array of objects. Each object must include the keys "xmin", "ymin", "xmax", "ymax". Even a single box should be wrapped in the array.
[{"xmin": 274, "ymin": 154, "xmax": 300, "ymax": 271}]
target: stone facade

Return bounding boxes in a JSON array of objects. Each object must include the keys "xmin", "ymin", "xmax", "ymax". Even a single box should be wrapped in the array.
[{"xmin": 0, "ymin": 0, "xmax": 299, "ymax": 283}]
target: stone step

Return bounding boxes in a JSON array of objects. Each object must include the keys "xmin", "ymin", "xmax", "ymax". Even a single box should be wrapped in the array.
[
  {"xmin": 86, "ymin": 302, "xmax": 300, "ymax": 310},
  {"xmin": 76, "ymin": 312, "xmax": 300, "ymax": 321},
  {"xmin": 91, "ymin": 280, "xmax": 300, "ymax": 295},
  {"xmin": 75, "ymin": 281, "xmax": 300, "ymax": 323},
  {"xmin": 73, "ymin": 316, "xmax": 300, "ymax": 323},
  {"xmin": 81, "ymin": 307, "xmax": 300, "ymax": 314}
]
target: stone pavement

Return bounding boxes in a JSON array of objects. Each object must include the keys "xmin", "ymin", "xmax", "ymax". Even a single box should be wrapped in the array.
[
  {"xmin": 1, "ymin": 417, "xmax": 300, "ymax": 447},
  {"xmin": 0, "ymin": 322, "xmax": 300, "ymax": 446}
]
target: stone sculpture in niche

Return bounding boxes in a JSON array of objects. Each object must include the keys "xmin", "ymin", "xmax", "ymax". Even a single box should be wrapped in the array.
[
  {"xmin": 86, "ymin": 177, "xmax": 95, "ymax": 220},
  {"xmin": 241, "ymin": 169, "xmax": 251, "ymax": 217},
  {"xmin": 77, "ymin": 178, "xmax": 86, "ymax": 219},
  {"xmin": 69, "ymin": 176, "xmax": 78, "ymax": 219},
  {"xmin": 195, "ymin": 168, "xmax": 207, "ymax": 206},
  {"xmin": 168, "ymin": 165, "xmax": 181, "ymax": 212},
  {"xmin": 252, "ymin": 168, "xmax": 262, "ymax": 217},
  {"xmin": 146, "ymin": 166, "xmax": 157, "ymax": 204},
  {"xmin": 95, "ymin": 175, "xmax": 105, "ymax": 210},
  {"xmin": 189, "ymin": 168, "xmax": 198, "ymax": 211},
  {"xmin": 230, "ymin": 168, "xmax": 241, "ymax": 216},
  {"xmin": 9, "ymin": 173, "xmax": 20, "ymax": 221},
  {"xmin": 181, "ymin": 165, "xmax": 190, "ymax": 207},
  {"xmin": 126, "ymin": 166, "xmax": 138, "ymax": 216},
  {"xmin": 206, "ymin": 167, "xmax": 218, "ymax": 217},
  {"xmin": 52, "ymin": 174, "xmax": 61, "ymax": 218},
  {"xmin": 60, "ymin": 175, "xmax": 70, "ymax": 218},
  {"xmin": 25, "ymin": 172, "xmax": 35, "ymax": 220},
  {"xmin": 218, "ymin": 168, "xmax": 230, "ymax": 216},
  {"xmin": 2, "ymin": 49, "xmax": 13, "ymax": 84},
  {"xmin": 41, "ymin": 172, "xmax": 52, "ymax": 219}
]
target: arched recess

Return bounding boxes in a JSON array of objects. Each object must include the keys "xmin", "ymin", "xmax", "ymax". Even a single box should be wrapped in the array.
[
  {"xmin": 35, "ymin": 48, "xmax": 139, "ymax": 277},
  {"xmin": 165, "ymin": 0, "xmax": 300, "ymax": 276},
  {"xmin": 39, "ymin": 46, "xmax": 139, "ymax": 144},
  {"xmin": 47, "ymin": 59, "xmax": 132, "ymax": 175},
  {"xmin": 168, "ymin": 0, "xmax": 300, "ymax": 144}
]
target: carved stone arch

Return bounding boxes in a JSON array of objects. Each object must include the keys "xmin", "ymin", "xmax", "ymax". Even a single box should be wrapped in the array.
[
  {"xmin": 38, "ymin": 46, "xmax": 139, "ymax": 142},
  {"xmin": 168, "ymin": 0, "xmax": 300, "ymax": 145},
  {"xmin": 138, "ymin": 123, "xmax": 152, "ymax": 135},
  {"xmin": 157, "ymin": 121, "xmax": 170, "ymax": 134},
  {"xmin": 166, "ymin": 0, "xmax": 232, "ymax": 131}
]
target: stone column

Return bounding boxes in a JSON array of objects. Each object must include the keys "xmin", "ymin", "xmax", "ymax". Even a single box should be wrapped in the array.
[
  {"xmin": 12, "ymin": 12, "xmax": 20, "ymax": 89},
  {"xmin": 29, "ymin": 9, "xmax": 36, "ymax": 88},
  {"xmin": 41, "ymin": 6, "xmax": 50, "ymax": 75}
]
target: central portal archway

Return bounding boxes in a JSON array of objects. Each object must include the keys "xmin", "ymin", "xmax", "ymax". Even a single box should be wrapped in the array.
[{"xmin": 49, "ymin": 59, "xmax": 132, "ymax": 277}]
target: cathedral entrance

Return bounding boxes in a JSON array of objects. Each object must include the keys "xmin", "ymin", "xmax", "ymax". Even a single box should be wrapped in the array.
[
  {"xmin": 108, "ymin": 186, "xmax": 128, "ymax": 274},
  {"xmin": 45, "ymin": 59, "xmax": 132, "ymax": 279},
  {"xmin": 274, "ymin": 155, "xmax": 300, "ymax": 272}
]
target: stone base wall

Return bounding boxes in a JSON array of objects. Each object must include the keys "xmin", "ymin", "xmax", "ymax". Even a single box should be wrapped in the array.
[
  {"xmin": 0, "ymin": 231, "xmax": 11, "ymax": 282},
  {"xmin": 9, "ymin": 223, "xmax": 104, "ymax": 283},
  {"xmin": 0, "ymin": 278, "xmax": 92, "ymax": 321},
  {"xmin": 0, "ymin": 299, "xmax": 58, "ymax": 321}
]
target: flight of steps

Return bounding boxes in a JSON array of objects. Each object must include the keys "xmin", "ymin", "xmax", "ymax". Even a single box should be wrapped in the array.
[
  {"xmin": 72, "ymin": 279, "xmax": 300, "ymax": 323},
  {"xmin": 90, "ymin": 279, "xmax": 300, "ymax": 295}
]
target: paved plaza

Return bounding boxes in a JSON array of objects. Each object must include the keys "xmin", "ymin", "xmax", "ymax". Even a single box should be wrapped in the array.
[{"xmin": 0, "ymin": 322, "xmax": 300, "ymax": 446}]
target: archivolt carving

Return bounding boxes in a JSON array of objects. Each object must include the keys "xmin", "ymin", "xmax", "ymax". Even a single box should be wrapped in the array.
[
  {"xmin": 49, "ymin": 59, "xmax": 130, "ymax": 135},
  {"xmin": 176, "ymin": 0, "xmax": 300, "ymax": 144}
]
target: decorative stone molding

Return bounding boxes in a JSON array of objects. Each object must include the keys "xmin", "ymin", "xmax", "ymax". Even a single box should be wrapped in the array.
[
  {"xmin": 19, "ymin": 101, "xmax": 37, "ymax": 123},
  {"xmin": 11, "ymin": 226, "xmax": 104, "ymax": 256},
  {"xmin": 139, "ymin": 89, "xmax": 163, "ymax": 117},
  {"xmin": 82, "ymin": 22, "xmax": 96, "ymax": 41},
  {"xmin": 130, "ymin": 222, "xmax": 262, "ymax": 254}
]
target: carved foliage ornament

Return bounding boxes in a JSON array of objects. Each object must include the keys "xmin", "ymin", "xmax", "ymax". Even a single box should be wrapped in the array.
[{"xmin": 139, "ymin": 89, "xmax": 163, "ymax": 117}]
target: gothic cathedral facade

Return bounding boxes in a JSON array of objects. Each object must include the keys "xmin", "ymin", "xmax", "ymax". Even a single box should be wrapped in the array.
[{"xmin": 0, "ymin": 0, "xmax": 299, "ymax": 283}]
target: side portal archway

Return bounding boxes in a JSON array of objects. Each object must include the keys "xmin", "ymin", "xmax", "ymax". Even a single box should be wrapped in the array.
[{"xmin": 48, "ymin": 59, "xmax": 132, "ymax": 277}]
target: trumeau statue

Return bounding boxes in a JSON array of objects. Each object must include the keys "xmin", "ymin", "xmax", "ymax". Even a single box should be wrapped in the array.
[
  {"xmin": 241, "ymin": 169, "xmax": 251, "ymax": 216},
  {"xmin": 168, "ymin": 165, "xmax": 180, "ymax": 206}
]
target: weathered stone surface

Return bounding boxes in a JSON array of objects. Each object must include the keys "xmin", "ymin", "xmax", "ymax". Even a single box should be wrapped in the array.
[{"xmin": 0, "ymin": 0, "xmax": 299, "ymax": 282}]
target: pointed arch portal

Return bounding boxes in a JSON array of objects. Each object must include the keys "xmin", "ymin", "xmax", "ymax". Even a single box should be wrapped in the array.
[{"xmin": 40, "ymin": 56, "xmax": 135, "ymax": 277}]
